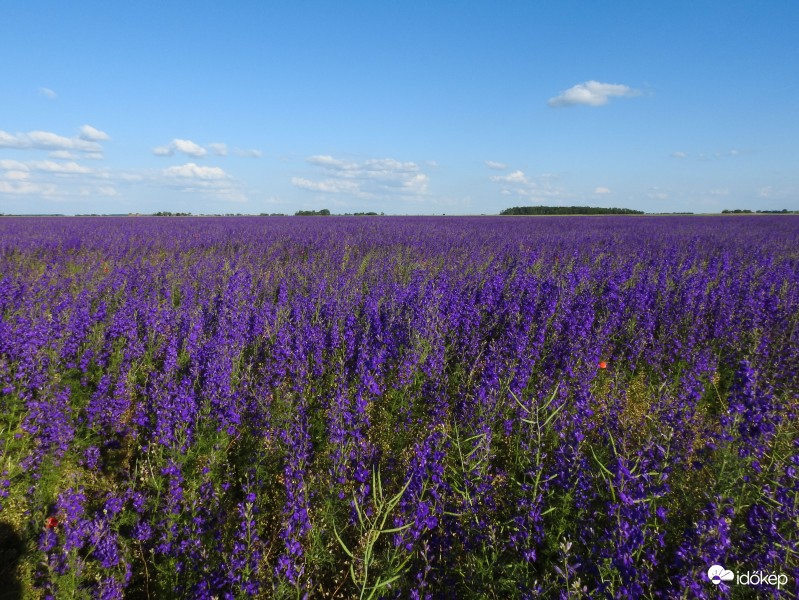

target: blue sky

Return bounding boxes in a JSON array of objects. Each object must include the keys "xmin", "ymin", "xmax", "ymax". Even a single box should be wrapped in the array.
[{"xmin": 1, "ymin": 1, "xmax": 798, "ymax": 214}]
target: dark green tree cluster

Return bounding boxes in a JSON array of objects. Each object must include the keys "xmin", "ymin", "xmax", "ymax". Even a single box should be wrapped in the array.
[
  {"xmin": 152, "ymin": 211, "xmax": 192, "ymax": 216},
  {"xmin": 722, "ymin": 208, "xmax": 795, "ymax": 214},
  {"xmin": 500, "ymin": 206, "xmax": 644, "ymax": 215},
  {"xmin": 295, "ymin": 209, "xmax": 331, "ymax": 216}
]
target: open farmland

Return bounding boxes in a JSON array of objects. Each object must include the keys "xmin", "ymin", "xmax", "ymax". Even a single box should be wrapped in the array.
[{"xmin": 1, "ymin": 215, "xmax": 797, "ymax": 598}]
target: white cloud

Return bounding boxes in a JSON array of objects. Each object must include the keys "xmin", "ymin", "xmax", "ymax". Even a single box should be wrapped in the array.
[
  {"xmin": 117, "ymin": 172, "xmax": 145, "ymax": 182},
  {"xmin": 402, "ymin": 174, "xmax": 429, "ymax": 194},
  {"xmin": 685, "ymin": 148, "xmax": 744, "ymax": 162},
  {"xmin": 0, "ymin": 148, "xmax": 248, "ymax": 206},
  {"xmin": 489, "ymin": 168, "xmax": 564, "ymax": 200},
  {"xmin": 307, "ymin": 155, "xmax": 350, "ymax": 169},
  {"xmin": 594, "ymin": 186, "xmax": 611, "ymax": 195},
  {"xmin": 291, "ymin": 177, "xmax": 360, "ymax": 193},
  {"xmin": 485, "ymin": 160, "xmax": 508, "ymax": 170},
  {"xmin": 0, "ymin": 156, "xmax": 111, "ymax": 203},
  {"xmin": 307, "ymin": 156, "xmax": 419, "ymax": 178},
  {"xmin": 0, "ymin": 129, "xmax": 102, "ymax": 152},
  {"xmin": 0, "ymin": 181, "xmax": 59, "ymax": 196},
  {"xmin": 362, "ymin": 158, "xmax": 418, "ymax": 174},
  {"xmin": 153, "ymin": 139, "xmax": 260, "ymax": 159},
  {"xmin": 153, "ymin": 138, "xmax": 207, "ymax": 158},
  {"xmin": 0, "ymin": 159, "xmax": 93, "ymax": 174},
  {"xmin": 756, "ymin": 186, "xmax": 792, "ymax": 200},
  {"xmin": 296, "ymin": 154, "xmax": 430, "ymax": 199},
  {"xmin": 548, "ymin": 80, "xmax": 641, "ymax": 107},
  {"xmin": 49, "ymin": 150, "xmax": 80, "ymax": 160},
  {"xmin": 490, "ymin": 170, "xmax": 529, "ymax": 184},
  {"xmin": 31, "ymin": 160, "xmax": 94, "ymax": 174},
  {"xmin": 647, "ymin": 187, "xmax": 669, "ymax": 201},
  {"xmin": 79, "ymin": 125, "xmax": 110, "ymax": 142},
  {"xmin": 29, "ymin": 131, "xmax": 90, "ymax": 150},
  {"xmin": 0, "ymin": 176, "xmax": 122, "ymax": 201},
  {"xmin": 96, "ymin": 186, "xmax": 120, "ymax": 197},
  {"xmin": 163, "ymin": 163, "xmax": 228, "ymax": 180},
  {"xmin": 159, "ymin": 162, "xmax": 247, "ymax": 202},
  {"xmin": 0, "ymin": 151, "xmax": 128, "ymax": 204},
  {"xmin": 208, "ymin": 143, "xmax": 228, "ymax": 156},
  {"xmin": 38, "ymin": 87, "xmax": 57, "ymax": 100},
  {"xmin": 233, "ymin": 148, "xmax": 262, "ymax": 158},
  {"xmin": 0, "ymin": 159, "xmax": 28, "ymax": 171},
  {"xmin": 172, "ymin": 139, "xmax": 206, "ymax": 157}
]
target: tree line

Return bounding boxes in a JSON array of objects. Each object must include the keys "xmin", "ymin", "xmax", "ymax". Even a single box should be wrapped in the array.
[{"xmin": 500, "ymin": 206, "xmax": 644, "ymax": 215}]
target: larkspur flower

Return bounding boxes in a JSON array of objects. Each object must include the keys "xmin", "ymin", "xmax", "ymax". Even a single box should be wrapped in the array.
[{"xmin": 1, "ymin": 215, "xmax": 797, "ymax": 597}]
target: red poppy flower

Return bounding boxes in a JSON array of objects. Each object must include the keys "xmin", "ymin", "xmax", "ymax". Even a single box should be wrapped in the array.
[
  {"xmin": 45, "ymin": 516, "xmax": 59, "ymax": 529},
  {"xmin": 598, "ymin": 361, "xmax": 608, "ymax": 369}
]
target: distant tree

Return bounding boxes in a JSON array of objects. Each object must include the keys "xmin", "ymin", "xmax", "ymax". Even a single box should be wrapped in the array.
[{"xmin": 500, "ymin": 205, "xmax": 643, "ymax": 215}]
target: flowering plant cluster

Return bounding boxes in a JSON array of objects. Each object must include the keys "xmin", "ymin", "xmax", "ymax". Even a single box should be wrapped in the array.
[{"xmin": 0, "ymin": 215, "xmax": 797, "ymax": 598}]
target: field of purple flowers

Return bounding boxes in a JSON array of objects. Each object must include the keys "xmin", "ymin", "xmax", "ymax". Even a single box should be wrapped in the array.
[{"xmin": 1, "ymin": 215, "xmax": 797, "ymax": 599}]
